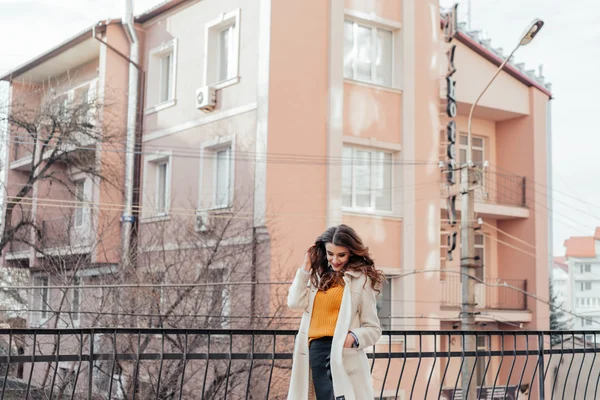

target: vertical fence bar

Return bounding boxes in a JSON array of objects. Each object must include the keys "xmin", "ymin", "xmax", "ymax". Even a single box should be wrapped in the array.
[
  {"xmin": 107, "ymin": 330, "xmax": 117, "ymax": 400},
  {"xmin": 0, "ymin": 331, "xmax": 12, "ymax": 399},
  {"xmin": 538, "ymin": 333, "xmax": 546, "ymax": 399},
  {"xmin": 70, "ymin": 331, "xmax": 84, "ymax": 400},
  {"xmin": 202, "ymin": 333, "xmax": 211, "ymax": 400},
  {"xmin": 155, "ymin": 332, "xmax": 165, "ymax": 400},
  {"xmin": 88, "ymin": 331, "xmax": 94, "ymax": 400},
  {"xmin": 562, "ymin": 334, "xmax": 576, "ymax": 400},
  {"xmin": 551, "ymin": 335, "xmax": 564, "ymax": 400},
  {"xmin": 584, "ymin": 333, "xmax": 596, "ymax": 399},
  {"xmin": 491, "ymin": 332, "xmax": 504, "ymax": 398},
  {"xmin": 245, "ymin": 333, "xmax": 254, "ymax": 400},
  {"xmin": 521, "ymin": 176, "xmax": 527, "ymax": 207},
  {"xmin": 132, "ymin": 330, "xmax": 141, "ymax": 400},
  {"xmin": 50, "ymin": 331, "xmax": 61, "ymax": 399},
  {"xmin": 224, "ymin": 332, "xmax": 233, "ymax": 400},
  {"xmin": 25, "ymin": 331, "xmax": 37, "ymax": 400},
  {"xmin": 394, "ymin": 333, "xmax": 407, "ymax": 400},
  {"xmin": 410, "ymin": 333, "xmax": 423, "ymax": 399},
  {"xmin": 265, "ymin": 332, "xmax": 276, "ymax": 400},
  {"xmin": 516, "ymin": 333, "xmax": 530, "ymax": 397},
  {"xmin": 574, "ymin": 334, "xmax": 586, "ymax": 398},
  {"xmin": 178, "ymin": 332, "xmax": 189, "ymax": 400},
  {"xmin": 380, "ymin": 332, "xmax": 392, "ymax": 399},
  {"xmin": 505, "ymin": 334, "xmax": 517, "ymax": 397},
  {"xmin": 424, "ymin": 333, "xmax": 436, "ymax": 399},
  {"xmin": 438, "ymin": 334, "xmax": 451, "ymax": 399}
]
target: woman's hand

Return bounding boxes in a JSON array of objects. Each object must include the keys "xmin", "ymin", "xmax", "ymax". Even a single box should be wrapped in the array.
[
  {"xmin": 343, "ymin": 333, "xmax": 355, "ymax": 348},
  {"xmin": 302, "ymin": 245, "xmax": 314, "ymax": 272}
]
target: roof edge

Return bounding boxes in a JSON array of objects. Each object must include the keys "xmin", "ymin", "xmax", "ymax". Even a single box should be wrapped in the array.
[
  {"xmin": 0, "ymin": 22, "xmax": 114, "ymax": 82},
  {"xmin": 455, "ymin": 31, "xmax": 553, "ymax": 98},
  {"xmin": 135, "ymin": 0, "xmax": 192, "ymax": 24}
]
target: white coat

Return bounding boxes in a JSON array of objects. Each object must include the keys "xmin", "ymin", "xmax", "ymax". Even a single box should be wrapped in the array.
[{"xmin": 287, "ymin": 268, "xmax": 382, "ymax": 400}]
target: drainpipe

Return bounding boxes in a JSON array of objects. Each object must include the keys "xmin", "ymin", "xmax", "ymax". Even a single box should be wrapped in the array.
[{"xmin": 121, "ymin": 0, "xmax": 139, "ymax": 269}]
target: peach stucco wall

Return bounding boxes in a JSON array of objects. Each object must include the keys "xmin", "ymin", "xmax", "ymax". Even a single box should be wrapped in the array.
[
  {"xmin": 343, "ymin": 83, "xmax": 402, "ymax": 144},
  {"xmin": 265, "ymin": 0, "xmax": 329, "ymax": 280},
  {"xmin": 345, "ymin": 0, "xmax": 401, "ymax": 22}
]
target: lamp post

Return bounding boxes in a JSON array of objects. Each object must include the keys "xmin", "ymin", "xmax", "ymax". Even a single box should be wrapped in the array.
[{"xmin": 460, "ymin": 19, "xmax": 543, "ymax": 399}]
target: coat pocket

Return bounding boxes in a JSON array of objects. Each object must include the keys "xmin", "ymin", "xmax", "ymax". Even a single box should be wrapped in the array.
[{"xmin": 342, "ymin": 348, "xmax": 359, "ymax": 376}]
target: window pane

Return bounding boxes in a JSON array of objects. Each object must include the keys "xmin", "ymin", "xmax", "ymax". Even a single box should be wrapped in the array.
[
  {"xmin": 472, "ymin": 138, "xmax": 483, "ymax": 148},
  {"xmin": 74, "ymin": 181, "xmax": 85, "ymax": 226},
  {"xmin": 219, "ymin": 26, "xmax": 231, "ymax": 82},
  {"xmin": 216, "ymin": 148, "xmax": 231, "ymax": 206},
  {"xmin": 342, "ymin": 147, "xmax": 353, "ymax": 207},
  {"xmin": 160, "ymin": 54, "xmax": 171, "ymax": 103},
  {"xmin": 157, "ymin": 163, "xmax": 167, "ymax": 214},
  {"xmin": 373, "ymin": 152, "xmax": 392, "ymax": 211},
  {"xmin": 377, "ymin": 278, "xmax": 392, "ymax": 329},
  {"xmin": 375, "ymin": 29, "xmax": 392, "ymax": 86},
  {"xmin": 355, "ymin": 150, "xmax": 371, "ymax": 207},
  {"xmin": 343, "ymin": 21, "xmax": 354, "ymax": 79},
  {"xmin": 356, "ymin": 25, "xmax": 372, "ymax": 82},
  {"xmin": 459, "ymin": 135, "xmax": 468, "ymax": 146}
]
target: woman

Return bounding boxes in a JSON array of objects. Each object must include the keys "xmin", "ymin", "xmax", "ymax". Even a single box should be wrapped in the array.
[{"xmin": 287, "ymin": 224, "xmax": 385, "ymax": 400}]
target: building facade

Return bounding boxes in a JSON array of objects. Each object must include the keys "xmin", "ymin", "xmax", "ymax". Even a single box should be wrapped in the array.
[
  {"xmin": 0, "ymin": 0, "xmax": 553, "ymax": 397},
  {"xmin": 563, "ymin": 228, "xmax": 600, "ymax": 337}
]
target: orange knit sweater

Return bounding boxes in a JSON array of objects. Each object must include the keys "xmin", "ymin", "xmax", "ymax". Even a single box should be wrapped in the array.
[{"xmin": 308, "ymin": 285, "xmax": 344, "ymax": 342}]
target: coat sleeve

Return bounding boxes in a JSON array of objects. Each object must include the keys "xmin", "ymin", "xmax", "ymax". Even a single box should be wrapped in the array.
[
  {"xmin": 352, "ymin": 278, "xmax": 382, "ymax": 349},
  {"xmin": 287, "ymin": 269, "xmax": 312, "ymax": 311}
]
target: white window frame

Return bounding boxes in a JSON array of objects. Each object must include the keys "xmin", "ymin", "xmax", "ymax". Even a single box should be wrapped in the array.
[
  {"xmin": 145, "ymin": 39, "xmax": 178, "ymax": 114},
  {"xmin": 581, "ymin": 281, "xmax": 592, "ymax": 291},
  {"xmin": 142, "ymin": 152, "xmax": 173, "ymax": 220},
  {"xmin": 204, "ymin": 9, "xmax": 241, "ymax": 90},
  {"xmin": 69, "ymin": 171, "xmax": 91, "ymax": 234},
  {"xmin": 73, "ymin": 180, "xmax": 86, "ymax": 228},
  {"xmin": 31, "ymin": 275, "xmax": 49, "ymax": 327},
  {"xmin": 343, "ymin": 10, "xmax": 401, "ymax": 89},
  {"xmin": 198, "ymin": 136, "xmax": 235, "ymax": 211},
  {"xmin": 341, "ymin": 145, "xmax": 395, "ymax": 214},
  {"xmin": 377, "ymin": 275, "xmax": 393, "ymax": 330}
]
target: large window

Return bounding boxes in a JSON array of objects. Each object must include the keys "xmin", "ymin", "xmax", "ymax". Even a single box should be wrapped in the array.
[
  {"xmin": 146, "ymin": 39, "xmax": 177, "ymax": 113},
  {"xmin": 73, "ymin": 180, "xmax": 85, "ymax": 227},
  {"xmin": 199, "ymin": 136, "xmax": 235, "ymax": 211},
  {"xmin": 32, "ymin": 276, "xmax": 49, "ymax": 326},
  {"xmin": 205, "ymin": 9, "xmax": 241, "ymax": 88},
  {"xmin": 343, "ymin": 20, "xmax": 393, "ymax": 86},
  {"xmin": 342, "ymin": 147, "xmax": 393, "ymax": 212},
  {"xmin": 143, "ymin": 153, "xmax": 172, "ymax": 219}
]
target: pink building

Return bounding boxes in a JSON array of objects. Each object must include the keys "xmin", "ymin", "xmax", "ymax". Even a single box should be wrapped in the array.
[
  {"xmin": 0, "ymin": 0, "xmax": 552, "ymax": 397},
  {"xmin": 137, "ymin": 0, "xmax": 551, "ymax": 396}
]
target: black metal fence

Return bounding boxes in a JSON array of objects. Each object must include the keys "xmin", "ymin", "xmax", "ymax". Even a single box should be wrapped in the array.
[{"xmin": 0, "ymin": 328, "xmax": 597, "ymax": 399}]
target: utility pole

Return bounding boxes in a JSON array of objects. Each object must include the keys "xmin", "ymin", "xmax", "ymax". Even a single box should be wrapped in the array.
[{"xmin": 460, "ymin": 18, "xmax": 544, "ymax": 399}]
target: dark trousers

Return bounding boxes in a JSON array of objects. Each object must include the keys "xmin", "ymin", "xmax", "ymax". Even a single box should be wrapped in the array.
[{"xmin": 309, "ymin": 337, "xmax": 334, "ymax": 400}]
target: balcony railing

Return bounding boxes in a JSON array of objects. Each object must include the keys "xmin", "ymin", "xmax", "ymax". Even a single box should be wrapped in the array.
[
  {"xmin": 441, "ymin": 276, "xmax": 528, "ymax": 310},
  {"xmin": 442, "ymin": 169, "xmax": 527, "ymax": 208},
  {"xmin": 0, "ymin": 329, "xmax": 596, "ymax": 399}
]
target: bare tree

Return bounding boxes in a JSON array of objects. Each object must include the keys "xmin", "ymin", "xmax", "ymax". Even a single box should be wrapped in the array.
[{"xmin": 0, "ymin": 79, "xmax": 124, "ymax": 257}]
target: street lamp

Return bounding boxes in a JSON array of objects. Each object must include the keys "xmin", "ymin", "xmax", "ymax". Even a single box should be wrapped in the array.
[
  {"xmin": 466, "ymin": 19, "xmax": 544, "ymax": 162},
  {"xmin": 460, "ymin": 18, "xmax": 543, "ymax": 399}
]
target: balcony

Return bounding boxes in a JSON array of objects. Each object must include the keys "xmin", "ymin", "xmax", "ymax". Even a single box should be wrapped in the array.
[
  {"xmin": 441, "ymin": 169, "xmax": 529, "ymax": 219},
  {"xmin": 41, "ymin": 217, "xmax": 91, "ymax": 250},
  {"xmin": 441, "ymin": 276, "xmax": 527, "ymax": 310}
]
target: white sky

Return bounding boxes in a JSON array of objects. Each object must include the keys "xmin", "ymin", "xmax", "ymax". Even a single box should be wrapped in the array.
[{"xmin": 0, "ymin": 0, "xmax": 598, "ymax": 258}]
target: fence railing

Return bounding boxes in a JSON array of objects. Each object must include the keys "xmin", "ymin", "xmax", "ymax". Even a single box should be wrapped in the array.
[
  {"xmin": 441, "ymin": 276, "xmax": 528, "ymax": 310},
  {"xmin": 0, "ymin": 328, "xmax": 596, "ymax": 399},
  {"xmin": 442, "ymin": 169, "xmax": 527, "ymax": 208}
]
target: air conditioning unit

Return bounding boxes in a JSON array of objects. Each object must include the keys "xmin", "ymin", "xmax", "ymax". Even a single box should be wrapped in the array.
[
  {"xmin": 194, "ymin": 211, "xmax": 213, "ymax": 232},
  {"xmin": 196, "ymin": 86, "xmax": 216, "ymax": 112}
]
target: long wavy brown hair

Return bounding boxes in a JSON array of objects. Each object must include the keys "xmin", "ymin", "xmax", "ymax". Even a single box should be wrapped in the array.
[{"xmin": 308, "ymin": 224, "xmax": 385, "ymax": 292}]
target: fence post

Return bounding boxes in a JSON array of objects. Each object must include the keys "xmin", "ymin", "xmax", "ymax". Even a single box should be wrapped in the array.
[{"xmin": 538, "ymin": 334, "xmax": 546, "ymax": 399}]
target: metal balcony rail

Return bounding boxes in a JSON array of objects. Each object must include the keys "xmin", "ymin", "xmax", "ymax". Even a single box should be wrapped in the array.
[
  {"xmin": 0, "ymin": 328, "xmax": 596, "ymax": 399},
  {"xmin": 442, "ymin": 169, "xmax": 527, "ymax": 208},
  {"xmin": 441, "ymin": 276, "xmax": 528, "ymax": 310}
]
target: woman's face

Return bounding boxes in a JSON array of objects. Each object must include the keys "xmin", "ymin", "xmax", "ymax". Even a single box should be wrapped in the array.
[{"xmin": 325, "ymin": 243, "xmax": 351, "ymax": 272}]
